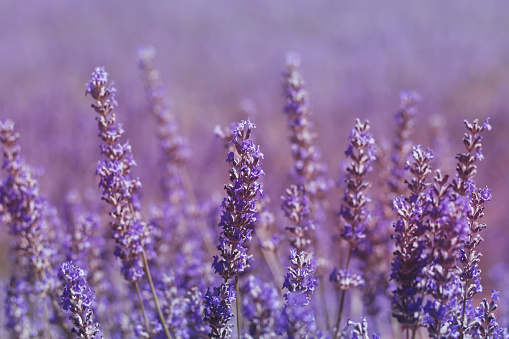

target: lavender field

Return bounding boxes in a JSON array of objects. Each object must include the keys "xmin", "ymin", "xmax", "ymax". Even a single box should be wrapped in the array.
[{"xmin": 1, "ymin": 1, "xmax": 509, "ymax": 338}]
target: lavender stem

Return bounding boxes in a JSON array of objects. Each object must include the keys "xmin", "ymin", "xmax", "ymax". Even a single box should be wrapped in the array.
[{"xmin": 134, "ymin": 280, "xmax": 150, "ymax": 334}]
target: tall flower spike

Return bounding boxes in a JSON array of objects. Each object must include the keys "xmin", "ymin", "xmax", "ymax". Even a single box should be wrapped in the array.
[
  {"xmin": 86, "ymin": 66, "xmax": 147, "ymax": 283},
  {"xmin": 283, "ymin": 52, "xmax": 331, "ymax": 199},
  {"xmin": 203, "ymin": 282, "xmax": 236, "ymax": 339},
  {"xmin": 242, "ymin": 275, "xmax": 281, "ymax": 338},
  {"xmin": 417, "ymin": 166, "xmax": 470, "ymax": 338},
  {"xmin": 0, "ymin": 119, "xmax": 68, "ymax": 337},
  {"xmin": 207, "ymin": 119, "xmax": 263, "ymax": 338},
  {"xmin": 333, "ymin": 119, "xmax": 375, "ymax": 338},
  {"xmin": 212, "ymin": 118, "xmax": 264, "ymax": 281},
  {"xmin": 390, "ymin": 145, "xmax": 433, "ymax": 333},
  {"xmin": 282, "ymin": 184, "xmax": 315, "ymax": 253},
  {"xmin": 390, "ymin": 90, "xmax": 421, "ymax": 195},
  {"xmin": 138, "ymin": 46, "xmax": 190, "ymax": 202},
  {"xmin": 58, "ymin": 261, "xmax": 103, "ymax": 339},
  {"xmin": 87, "ymin": 67, "xmax": 172, "ymax": 338},
  {"xmin": 450, "ymin": 118, "xmax": 492, "ymax": 338}
]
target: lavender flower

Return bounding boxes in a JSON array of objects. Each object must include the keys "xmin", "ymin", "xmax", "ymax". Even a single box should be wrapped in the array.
[
  {"xmin": 450, "ymin": 118, "xmax": 492, "ymax": 337},
  {"xmin": 344, "ymin": 318, "xmax": 380, "ymax": 339},
  {"xmin": 390, "ymin": 90, "xmax": 421, "ymax": 194},
  {"xmin": 87, "ymin": 67, "xmax": 172, "ymax": 338},
  {"xmin": 212, "ymin": 118, "xmax": 264, "ymax": 281},
  {"xmin": 283, "ymin": 52, "xmax": 331, "ymax": 199},
  {"xmin": 391, "ymin": 145, "xmax": 433, "ymax": 332},
  {"xmin": 339, "ymin": 119, "xmax": 376, "ymax": 246},
  {"xmin": 138, "ymin": 46, "xmax": 190, "ymax": 202},
  {"xmin": 4, "ymin": 278, "xmax": 34, "ymax": 339},
  {"xmin": 283, "ymin": 249, "xmax": 318, "ymax": 303},
  {"xmin": 332, "ymin": 119, "xmax": 375, "ymax": 337},
  {"xmin": 0, "ymin": 119, "xmax": 68, "ymax": 336},
  {"xmin": 278, "ymin": 291, "xmax": 317, "ymax": 338},
  {"xmin": 242, "ymin": 275, "xmax": 281, "ymax": 338},
  {"xmin": 472, "ymin": 290, "xmax": 508, "ymax": 339},
  {"xmin": 282, "ymin": 185, "xmax": 315, "ymax": 254},
  {"xmin": 207, "ymin": 119, "xmax": 263, "ymax": 338},
  {"xmin": 58, "ymin": 261, "xmax": 103, "ymax": 339},
  {"xmin": 86, "ymin": 66, "xmax": 148, "ymax": 282},
  {"xmin": 203, "ymin": 283, "xmax": 236, "ymax": 338}
]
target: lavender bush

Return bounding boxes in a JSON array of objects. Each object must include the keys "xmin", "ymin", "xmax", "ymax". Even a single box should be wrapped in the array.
[{"xmin": 1, "ymin": 36, "xmax": 508, "ymax": 339}]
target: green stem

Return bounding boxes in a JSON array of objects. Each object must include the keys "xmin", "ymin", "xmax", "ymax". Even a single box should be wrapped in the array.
[
  {"xmin": 142, "ymin": 249, "xmax": 173, "ymax": 339},
  {"xmin": 134, "ymin": 280, "xmax": 150, "ymax": 335}
]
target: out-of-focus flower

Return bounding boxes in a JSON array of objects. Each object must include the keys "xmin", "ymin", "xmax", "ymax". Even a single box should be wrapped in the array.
[{"xmin": 58, "ymin": 261, "xmax": 103, "ymax": 339}]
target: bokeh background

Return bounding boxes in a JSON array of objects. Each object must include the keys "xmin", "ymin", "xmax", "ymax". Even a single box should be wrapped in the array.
[{"xmin": 0, "ymin": 0, "xmax": 508, "ymax": 307}]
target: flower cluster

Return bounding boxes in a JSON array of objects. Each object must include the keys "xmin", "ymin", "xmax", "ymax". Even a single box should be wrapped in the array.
[
  {"xmin": 212, "ymin": 119, "xmax": 264, "ymax": 281},
  {"xmin": 0, "ymin": 119, "xmax": 67, "ymax": 336},
  {"xmin": 203, "ymin": 283, "xmax": 237, "ymax": 338},
  {"xmin": 391, "ymin": 145, "xmax": 434, "ymax": 331},
  {"xmin": 242, "ymin": 275, "xmax": 281, "ymax": 338},
  {"xmin": 389, "ymin": 90, "xmax": 421, "ymax": 194},
  {"xmin": 452, "ymin": 118, "xmax": 493, "ymax": 336},
  {"xmin": 282, "ymin": 184, "xmax": 315, "ymax": 253},
  {"xmin": 339, "ymin": 119, "xmax": 376, "ymax": 246},
  {"xmin": 283, "ymin": 52, "xmax": 331, "ymax": 199},
  {"xmin": 86, "ymin": 67, "xmax": 148, "ymax": 282},
  {"xmin": 343, "ymin": 318, "xmax": 380, "ymax": 339},
  {"xmin": 58, "ymin": 261, "xmax": 103, "ymax": 339},
  {"xmin": 1, "ymin": 53, "xmax": 507, "ymax": 339}
]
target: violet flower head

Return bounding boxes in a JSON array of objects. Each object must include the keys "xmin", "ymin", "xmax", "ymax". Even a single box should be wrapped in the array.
[
  {"xmin": 5, "ymin": 277, "xmax": 34, "ymax": 338},
  {"xmin": 86, "ymin": 67, "xmax": 149, "ymax": 282},
  {"xmin": 390, "ymin": 90, "xmax": 420, "ymax": 195},
  {"xmin": 278, "ymin": 291, "xmax": 317, "ymax": 338},
  {"xmin": 472, "ymin": 289, "xmax": 508, "ymax": 339},
  {"xmin": 282, "ymin": 184, "xmax": 315, "ymax": 253},
  {"xmin": 138, "ymin": 46, "xmax": 191, "ymax": 202},
  {"xmin": 398, "ymin": 90, "xmax": 421, "ymax": 116},
  {"xmin": 390, "ymin": 144, "xmax": 434, "ymax": 331},
  {"xmin": 339, "ymin": 119, "xmax": 375, "ymax": 246},
  {"xmin": 283, "ymin": 52, "xmax": 331, "ymax": 199},
  {"xmin": 203, "ymin": 282, "xmax": 236, "ymax": 339},
  {"xmin": 330, "ymin": 268, "xmax": 365, "ymax": 291},
  {"xmin": 212, "ymin": 119, "xmax": 264, "ymax": 281},
  {"xmin": 283, "ymin": 249, "xmax": 318, "ymax": 303},
  {"xmin": 450, "ymin": 118, "xmax": 493, "ymax": 334},
  {"xmin": 451, "ymin": 118, "xmax": 491, "ymax": 195},
  {"xmin": 58, "ymin": 261, "xmax": 103, "ymax": 339},
  {"xmin": 345, "ymin": 318, "xmax": 380, "ymax": 339},
  {"xmin": 242, "ymin": 275, "xmax": 281, "ymax": 338}
]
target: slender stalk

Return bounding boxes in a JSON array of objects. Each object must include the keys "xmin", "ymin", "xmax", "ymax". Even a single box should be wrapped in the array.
[
  {"xmin": 40, "ymin": 271, "xmax": 72, "ymax": 339},
  {"xmin": 311, "ymin": 231, "xmax": 331, "ymax": 333},
  {"xmin": 134, "ymin": 280, "xmax": 150, "ymax": 335},
  {"xmin": 459, "ymin": 285, "xmax": 468, "ymax": 339},
  {"xmin": 42, "ymin": 297, "xmax": 52, "ymax": 339},
  {"xmin": 180, "ymin": 168, "xmax": 216, "ymax": 257},
  {"xmin": 129, "ymin": 201, "xmax": 173, "ymax": 339},
  {"xmin": 334, "ymin": 246, "xmax": 353, "ymax": 339},
  {"xmin": 47, "ymin": 294, "xmax": 73, "ymax": 339},
  {"xmin": 235, "ymin": 276, "xmax": 242, "ymax": 339},
  {"xmin": 259, "ymin": 247, "xmax": 285, "ymax": 295},
  {"xmin": 141, "ymin": 250, "xmax": 173, "ymax": 339}
]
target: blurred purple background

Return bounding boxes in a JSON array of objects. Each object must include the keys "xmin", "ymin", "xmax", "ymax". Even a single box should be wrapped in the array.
[{"xmin": 0, "ymin": 1, "xmax": 508, "ymax": 290}]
